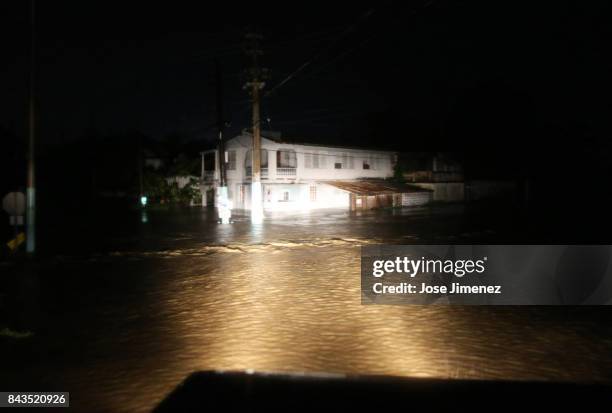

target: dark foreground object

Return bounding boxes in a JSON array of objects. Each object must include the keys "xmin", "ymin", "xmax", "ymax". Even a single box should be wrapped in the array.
[{"xmin": 155, "ymin": 371, "xmax": 612, "ymax": 412}]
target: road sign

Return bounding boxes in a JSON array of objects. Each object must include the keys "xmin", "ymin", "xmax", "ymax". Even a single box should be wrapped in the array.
[{"xmin": 3, "ymin": 192, "xmax": 26, "ymax": 216}]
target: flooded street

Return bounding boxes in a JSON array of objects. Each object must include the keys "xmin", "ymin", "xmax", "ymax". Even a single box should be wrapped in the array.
[
  {"xmin": 3, "ymin": 205, "xmax": 612, "ymax": 412},
  {"xmin": 3, "ymin": 0, "xmax": 612, "ymax": 410}
]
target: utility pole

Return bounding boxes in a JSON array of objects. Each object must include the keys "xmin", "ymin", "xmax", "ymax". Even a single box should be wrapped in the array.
[
  {"xmin": 216, "ymin": 60, "xmax": 226, "ymax": 188},
  {"xmin": 26, "ymin": 0, "xmax": 36, "ymax": 254},
  {"xmin": 138, "ymin": 134, "xmax": 144, "ymax": 205},
  {"xmin": 244, "ymin": 32, "xmax": 267, "ymax": 224},
  {"xmin": 216, "ymin": 60, "xmax": 231, "ymax": 224}
]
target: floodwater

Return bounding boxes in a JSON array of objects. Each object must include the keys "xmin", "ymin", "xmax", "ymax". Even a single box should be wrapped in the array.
[{"xmin": 2, "ymin": 205, "xmax": 612, "ymax": 412}]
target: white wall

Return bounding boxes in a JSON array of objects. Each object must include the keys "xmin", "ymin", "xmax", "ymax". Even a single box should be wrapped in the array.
[
  {"xmin": 293, "ymin": 144, "xmax": 394, "ymax": 181},
  {"xmin": 223, "ymin": 134, "xmax": 396, "ymax": 184},
  {"xmin": 261, "ymin": 183, "xmax": 350, "ymax": 211},
  {"xmin": 219, "ymin": 134, "xmax": 396, "ymax": 211}
]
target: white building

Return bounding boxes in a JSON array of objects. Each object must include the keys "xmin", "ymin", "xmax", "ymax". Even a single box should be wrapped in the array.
[{"xmin": 201, "ymin": 131, "xmax": 431, "ymax": 212}]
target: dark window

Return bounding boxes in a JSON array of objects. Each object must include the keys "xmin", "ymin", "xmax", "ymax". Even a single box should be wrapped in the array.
[
  {"xmin": 239, "ymin": 185, "xmax": 245, "ymax": 203},
  {"xmin": 363, "ymin": 160, "xmax": 370, "ymax": 170},
  {"xmin": 277, "ymin": 150, "xmax": 297, "ymax": 168},
  {"xmin": 244, "ymin": 149, "xmax": 268, "ymax": 168},
  {"xmin": 227, "ymin": 151, "xmax": 236, "ymax": 170},
  {"xmin": 334, "ymin": 163, "xmax": 342, "ymax": 169},
  {"xmin": 204, "ymin": 152, "xmax": 216, "ymax": 172}
]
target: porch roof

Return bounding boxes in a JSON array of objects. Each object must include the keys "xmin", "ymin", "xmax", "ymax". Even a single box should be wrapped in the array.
[{"xmin": 323, "ymin": 180, "xmax": 432, "ymax": 196}]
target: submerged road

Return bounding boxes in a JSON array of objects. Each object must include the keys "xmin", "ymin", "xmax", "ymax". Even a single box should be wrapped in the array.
[{"xmin": 2, "ymin": 206, "xmax": 612, "ymax": 412}]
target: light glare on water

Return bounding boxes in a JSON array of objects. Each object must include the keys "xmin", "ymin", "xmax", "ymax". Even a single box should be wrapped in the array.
[{"xmin": 5, "ymin": 207, "xmax": 612, "ymax": 412}]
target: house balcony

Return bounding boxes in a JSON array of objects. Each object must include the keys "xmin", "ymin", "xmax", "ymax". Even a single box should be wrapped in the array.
[
  {"xmin": 202, "ymin": 170, "xmax": 216, "ymax": 182},
  {"xmin": 245, "ymin": 167, "xmax": 269, "ymax": 180},
  {"xmin": 244, "ymin": 166, "xmax": 297, "ymax": 181},
  {"xmin": 276, "ymin": 167, "xmax": 296, "ymax": 177}
]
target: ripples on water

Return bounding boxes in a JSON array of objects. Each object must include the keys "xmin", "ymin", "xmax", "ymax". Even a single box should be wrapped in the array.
[{"xmin": 8, "ymin": 208, "xmax": 612, "ymax": 412}]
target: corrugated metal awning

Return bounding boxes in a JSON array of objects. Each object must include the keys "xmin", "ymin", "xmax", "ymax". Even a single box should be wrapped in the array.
[{"xmin": 323, "ymin": 180, "xmax": 432, "ymax": 196}]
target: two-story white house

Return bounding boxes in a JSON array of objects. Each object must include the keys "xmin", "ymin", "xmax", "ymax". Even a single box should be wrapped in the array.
[{"xmin": 201, "ymin": 131, "xmax": 431, "ymax": 212}]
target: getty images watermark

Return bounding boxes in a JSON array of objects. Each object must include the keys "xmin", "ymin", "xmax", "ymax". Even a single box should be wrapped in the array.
[{"xmin": 361, "ymin": 245, "xmax": 612, "ymax": 305}]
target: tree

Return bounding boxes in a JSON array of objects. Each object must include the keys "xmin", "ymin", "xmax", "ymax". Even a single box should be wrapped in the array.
[{"xmin": 393, "ymin": 161, "xmax": 405, "ymax": 183}]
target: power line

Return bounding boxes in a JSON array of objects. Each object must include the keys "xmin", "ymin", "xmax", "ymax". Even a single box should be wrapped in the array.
[
  {"xmin": 210, "ymin": 2, "xmax": 439, "ymax": 136},
  {"xmin": 265, "ymin": 1, "xmax": 438, "ymax": 97},
  {"xmin": 264, "ymin": 8, "xmax": 377, "ymax": 98},
  {"xmin": 190, "ymin": 26, "xmax": 346, "ymax": 62},
  {"xmin": 306, "ymin": 0, "xmax": 438, "ymax": 79},
  {"xmin": 268, "ymin": 110, "xmax": 374, "ymax": 124}
]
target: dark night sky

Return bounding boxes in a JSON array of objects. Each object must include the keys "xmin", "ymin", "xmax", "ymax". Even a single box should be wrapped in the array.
[
  {"xmin": 2, "ymin": 1, "xmax": 611, "ymax": 155},
  {"xmin": 1, "ymin": 0, "xmax": 612, "ymax": 238}
]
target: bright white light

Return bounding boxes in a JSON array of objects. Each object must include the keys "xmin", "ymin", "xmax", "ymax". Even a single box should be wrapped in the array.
[
  {"xmin": 217, "ymin": 186, "xmax": 232, "ymax": 224},
  {"xmin": 251, "ymin": 181, "xmax": 264, "ymax": 224},
  {"xmin": 140, "ymin": 196, "xmax": 148, "ymax": 207}
]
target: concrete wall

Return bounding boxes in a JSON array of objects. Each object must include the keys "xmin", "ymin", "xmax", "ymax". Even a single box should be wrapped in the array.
[
  {"xmin": 349, "ymin": 191, "xmax": 433, "ymax": 210},
  {"xmin": 262, "ymin": 183, "xmax": 349, "ymax": 211},
  {"xmin": 402, "ymin": 192, "xmax": 433, "ymax": 206},
  {"xmin": 352, "ymin": 194, "xmax": 393, "ymax": 210},
  {"xmin": 230, "ymin": 182, "xmax": 350, "ymax": 211}
]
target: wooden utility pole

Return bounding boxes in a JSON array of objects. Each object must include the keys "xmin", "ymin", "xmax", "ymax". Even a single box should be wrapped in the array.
[
  {"xmin": 216, "ymin": 60, "xmax": 226, "ymax": 188},
  {"xmin": 244, "ymin": 32, "xmax": 267, "ymax": 224},
  {"xmin": 251, "ymin": 80, "xmax": 262, "ymax": 183},
  {"xmin": 26, "ymin": 0, "xmax": 36, "ymax": 254},
  {"xmin": 216, "ymin": 60, "xmax": 232, "ymax": 224},
  {"xmin": 138, "ymin": 134, "xmax": 144, "ymax": 204}
]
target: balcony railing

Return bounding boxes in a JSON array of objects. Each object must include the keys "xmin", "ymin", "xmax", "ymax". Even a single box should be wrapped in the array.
[
  {"xmin": 203, "ymin": 171, "xmax": 215, "ymax": 181},
  {"xmin": 276, "ymin": 167, "xmax": 296, "ymax": 177},
  {"xmin": 245, "ymin": 167, "xmax": 268, "ymax": 178},
  {"xmin": 244, "ymin": 167, "xmax": 296, "ymax": 179}
]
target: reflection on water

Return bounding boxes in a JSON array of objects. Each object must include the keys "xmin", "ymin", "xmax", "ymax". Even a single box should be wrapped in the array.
[{"xmin": 5, "ymin": 207, "xmax": 612, "ymax": 412}]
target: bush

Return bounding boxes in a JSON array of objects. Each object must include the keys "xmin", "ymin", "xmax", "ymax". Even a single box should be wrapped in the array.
[{"xmin": 143, "ymin": 170, "xmax": 201, "ymax": 205}]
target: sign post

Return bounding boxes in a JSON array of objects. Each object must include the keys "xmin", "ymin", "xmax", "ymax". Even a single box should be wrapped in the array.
[{"xmin": 3, "ymin": 192, "xmax": 26, "ymax": 252}]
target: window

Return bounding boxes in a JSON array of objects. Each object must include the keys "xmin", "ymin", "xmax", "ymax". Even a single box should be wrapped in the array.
[
  {"xmin": 305, "ymin": 153, "xmax": 324, "ymax": 169},
  {"xmin": 368, "ymin": 156, "xmax": 378, "ymax": 170},
  {"xmin": 347, "ymin": 155, "xmax": 354, "ymax": 169},
  {"xmin": 334, "ymin": 155, "xmax": 343, "ymax": 169},
  {"xmin": 226, "ymin": 151, "xmax": 236, "ymax": 170},
  {"xmin": 282, "ymin": 191, "xmax": 289, "ymax": 202},
  {"xmin": 277, "ymin": 150, "xmax": 297, "ymax": 168},
  {"xmin": 261, "ymin": 150, "xmax": 268, "ymax": 168},
  {"xmin": 309, "ymin": 185, "xmax": 317, "ymax": 202},
  {"xmin": 363, "ymin": 160, "xmax": 370, "ymax": 170},
  {"xmin": 244, "ymin": 149, "xmax": 268, "ymax": 168},
  {"xmin": 334, "ymin": 154, "xmax": 353, "ymax": 169}
]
